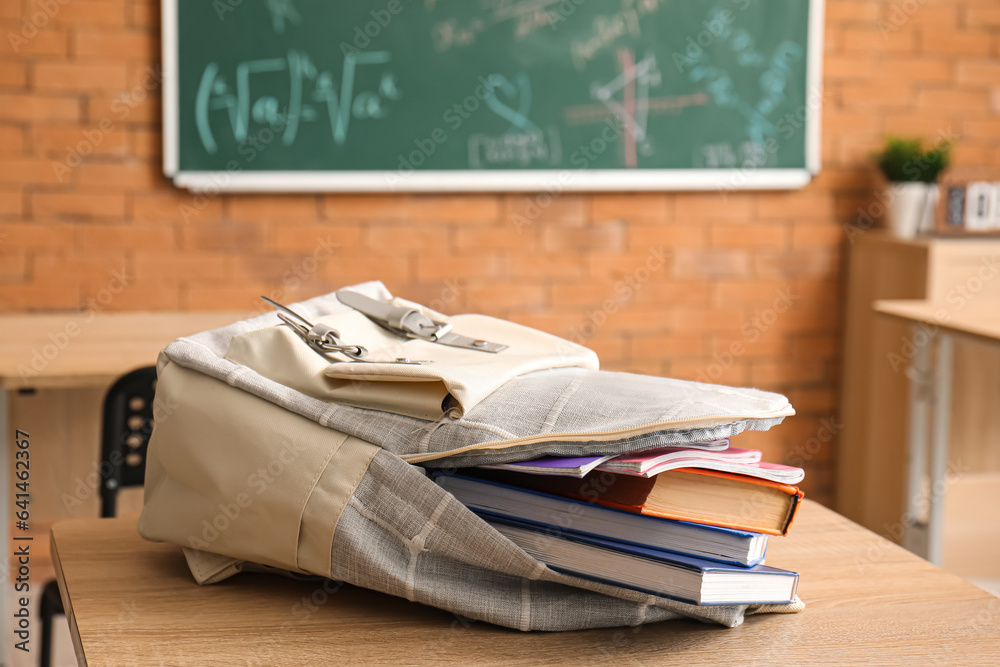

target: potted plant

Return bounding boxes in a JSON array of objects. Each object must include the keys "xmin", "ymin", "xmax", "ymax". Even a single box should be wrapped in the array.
[{"xmin": 874, "ymin": 137, "xmax": 951, "ymax": 239}]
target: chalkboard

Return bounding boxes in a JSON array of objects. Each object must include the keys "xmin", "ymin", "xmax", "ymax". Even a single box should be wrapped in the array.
[{"xmin": 162, "ymin": 0, "xmax": 824, "ymax": 192}]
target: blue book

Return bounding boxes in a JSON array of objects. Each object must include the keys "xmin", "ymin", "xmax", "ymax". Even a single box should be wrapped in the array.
[
  {"xmin": 435, "ymin": 473, "xmax": 767, "ymax": 567},
  {"xmin": 486, "ymin": 514, "xmax": 799, "ymax": 606}
]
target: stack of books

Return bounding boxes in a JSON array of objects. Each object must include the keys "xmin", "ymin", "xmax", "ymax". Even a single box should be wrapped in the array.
[{"xmin": 434, "ymin": 439, "xmax": 803, "ymax": 606}]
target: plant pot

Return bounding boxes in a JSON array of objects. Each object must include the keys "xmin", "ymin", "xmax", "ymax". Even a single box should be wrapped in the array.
[{"xmin": 886, "ymin": 182, "xmax": 938, "ymax": 239}]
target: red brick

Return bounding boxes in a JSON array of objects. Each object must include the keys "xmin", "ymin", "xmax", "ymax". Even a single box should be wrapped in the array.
[
  {"xmin": 916, "ymin": 89, "xmax": 990, "ymax": 111},
  {"xmin": 823, "ymin": 110, "xmax": 875, "ymax": 133},
  {"xmin": 879, "ymin": 58, "xmax": 952, "ymax": 84},
  {"xmin": 184, "ymin": 285, "xmax": 270, "ymax": 312},
  {"xmin": 629, "ymin": 281, "xmax": 712, "ymax": 306},
  {"xmin": 666, "ymin": 307, "xmax": 744, "ymax": 332},
  {"xmin": 87, "ymin": 93, "xmax": 158, "ymax": 124},
  {"xmin": 881, "ymin": 112, "xmax": 958, "ymax": 139},
  {"xmin": 841, "ymin": 83, "xmax": 913, "ymax": 107},
  {"xmin": 754, "ymin": 250, "xmax": 840, "ymax": 279},
  {"xmin": 632, "ymin": 333, "xmax": 704, "ymax": 360},
  {"xmin": 825, "ymin": 1, "xmax": 881, "ymax": 23},
  {"xmin": 785, "ymin": 388, "xmax": 837, "ymax": 414},
  {"xmin": 127, "ymin": 0, "xmax": 159, "ymax": 28},
  {"xmin": 712, "ymin": 280, "xmax": 795, "ymax": 306},
  {"xmin": 0, "ymin": 94, "xmax": 79, "ymax": 121},
  {"xmin": 675, "ymin": 193, "xmax": 754, "ymax": 220},
  {"xmin": 0, "ymin": 188, "xmax": 22, "ymax": 216},
  {"xmin": 455, "ymin": 226, "xmax": 540, "ymax": 252},
  {"xmin": 92, "ymin": 282, "xmax": 182, "ymax": 311},
  {"xmin": 506, "ymin": 254, "xmax": 586, "ymax": 279},
  {"xmin": 711, "ymin": 224, "xmax": 787, "ymax": 248},
  {"xmin": 32, "ymin": 123, "xmax": 129, "ymax": 156},
  {"xmin": 708, "ymin": 332, "xmax": 788, "ymax": 358},
  {"xmin": 0, "ymin": 250, "xmax": 27, "ymax": 281},
  {"xmin": 181, "ymin": 223, "xmax": 265, "ymax": 252},
  {"xmin": 134, "ymin": 252, "xmax": 230, "ymax": 283},
  {"xmin": 0, "ymin": 125, "xmax": 24, "ymax": 154},
  {"xmin": 33, "ymin": 251, "xmax": 129, "ymax": 283},
  {"xmin": 890, "ymin": 5, "xmax": 957, "ymax": 28},
  {"xmin": 629, "ymin": 224, "xmax": 706, "ymax": 250},
  {"xmin": 0, "ymin": 222, "xmax": 75, "ymax": 247},
  {"xmin": 966, "ymin": 6, "xmax": 1000, "ymax": 27},
  {"xmin": 0, "ymin": 283, "xmax": 82, "ymax": 310},
  {"xmin": 324, "ymin": 195, "xmax": 409, "ymax": 221},
  {"xmin": 44, "ymin": 0, "xmax": 127, "ymax": 27},
  {"xmin": 34, "ymin": 62, "xmax": 128, "ymax": 92},
  {"xmin": 128, "ymin": 127, "xmax": 160, "ymax": 159},
  {"xmin": 792, "ymin": 223, "xmax": 846, "ymax": 247},
  {"xmin": 591, "ymin": 194, "xmax": 670, "ymax": 222},
  {"xmin": 367, "ymin": 224, "xmax": 454, "ymax": 253},
  {"xmin": 750, "ymin": 360, "xmax": 828, "ymax": 385},
  {"xmin": 227, "ymin": 196, "xmax": 319, "ymax": 221},
  {"xmin": 74, "ymin": 29, "xmax": 154, "ymax": 58},
  {"xmin": 668, "ymin": 358, "xmax": 750, "ymax": 386},
  {"xmin": 921, "ymin": 30, "xmax": 991, "ymax": 56},
  {"xmin": 542, "ymin": 223, "xmax": 625, "ymax": 253},
  {"xmin": 956, "ymin": 60, "xmax": 1000, "ymax": 86},
  {"xmin": 0, "ymin": 158, "xmax": 66, "ymax": 184},
  {"xmin": 32, "ymin": 192, "xmax": 126, "ymax": 218},
  {"xmin": 823, "ymin": 55, "xmax": 876, "ymax": 81},
  {"xmin": 504, "ymin": 194, "xmax": 589, "ymax": 226},
  {"xmin": 408, "ymin": 195, "xmax": 499, "ymax": 224},
  {"xmin": 672, "ymin": 249, "xmax": 751, "ymax": 279},
  {"xmin": 576, "ymin": 334, "xmax": 625, "ymax": 363},
  {"xmin": 0, "ymin": 27, "xmax": 68, "ymax": 56},
  {"xmin": 843, "ymin": 29, "xmax": 916, "ymax": 54},
  {"xmin": 949, "ymin": 143, "xmax": 990, "ymax": 168},
  {"xmin": 415, "ymin": 254, "xmax": 499, "ymax": 282},
  {"xmin": 322, "ymin": 255, "xmax": 411, "ymax": 285},
  {"xmin": 466, "ymin": 283, "xmax": 547, "ymax": 310},
  {"xmin": 77, "ymin": 162, "xmax": 163, "ymax": 189},
  {"xmin": 0, "ymin": 61, "xmax": 27, "ymax": 88},
  {"xmin": 586, "ymin": 251, "xmax": 671, "ymax": 282},
  {"xmin": 77, "ymin": 223, "xmax": 175, "ymax": 250},
  {"xmin": 132, "ymin": 192, "xmax": 223, "ymax": 222},
  {"xmin": 757, "ymin": 192, "xmax": 837, "ymax": 219},
  {"xmin": 271, "ymin": 226, "xmax": 359, "ymax": 253}
]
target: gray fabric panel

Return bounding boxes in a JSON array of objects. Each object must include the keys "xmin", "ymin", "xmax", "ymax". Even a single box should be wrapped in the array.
[
  {"xmin": 329, "ymin": 450, "xmax": 753, "ymax": 631},
  {"xmin": 164, "ymin": 347, "xmax": 790, "ymax": 464}
]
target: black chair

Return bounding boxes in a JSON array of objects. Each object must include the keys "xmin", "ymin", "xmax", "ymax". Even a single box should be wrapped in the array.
[{"xmin": 39, "ymin": 366, "xmax": 157, "ymax": 667}]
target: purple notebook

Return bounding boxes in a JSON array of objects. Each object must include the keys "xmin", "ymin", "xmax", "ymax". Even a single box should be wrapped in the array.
[{"xmin": 479, "ymin": 439, "xmax": 732, "ymax": 478}]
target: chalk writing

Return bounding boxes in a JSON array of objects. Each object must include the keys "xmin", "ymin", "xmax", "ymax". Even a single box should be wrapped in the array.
[
  {"xmin": 483, "ymin": 72, "xmax": 540, "ymax": 134},
  {"xmin": 468, "ymin": 128, "xmax": 561, "ymax": 168},
  {"xmin": 684, "ymin": 7, "xmax": 803, "ymax": 145},
  {"xmin": 569, "ymin": 0, "xmax": 664, "ymax": 71},
  {"xmin": 194, "ymin": 50, "xmax": 400, "ymax": 154},
  {"xmin": 432, "ymin": 0, "xmax": 567, "ymax": 52},
  {"xmin": 265, "ymin": 0, "xmax": 300, "ymax": 34},
  {"xmin": 696, "ymin": 141, "xmax": 770, "ymax": 169}
]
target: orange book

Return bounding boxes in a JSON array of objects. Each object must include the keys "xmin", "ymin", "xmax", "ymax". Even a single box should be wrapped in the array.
[{"xmin": 467, "ymin": 467, "xmax": 803, "ymax": 536}]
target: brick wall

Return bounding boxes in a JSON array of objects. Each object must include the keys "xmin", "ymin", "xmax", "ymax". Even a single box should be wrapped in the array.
[{"xmin": 2, "ymin": 0, "xmax": 1000, "ymax": 506}]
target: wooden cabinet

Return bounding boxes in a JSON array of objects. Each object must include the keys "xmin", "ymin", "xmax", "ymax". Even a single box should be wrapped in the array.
[{"xmin": 839, "ymin": 231, "xmax": 1000, "ymax": 540}]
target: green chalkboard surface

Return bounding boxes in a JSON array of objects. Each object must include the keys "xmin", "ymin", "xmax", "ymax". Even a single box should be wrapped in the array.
[{"xmin": 163, "ymin": 0, "xmax": 823, "ymax": 191}]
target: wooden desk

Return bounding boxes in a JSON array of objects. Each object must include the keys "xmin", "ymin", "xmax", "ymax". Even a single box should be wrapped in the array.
[
  {"xmin": 875, "ymin": 299, "xmax": 1000, "ymax": 566},
  {"xmin": 876, "ymin": 300, "xmax": 1000, "ymax": 348},
  {"xmin": 840, "ymin": 232, "xmax": 1000, "ymax": 541},
  {"xmin": 51, "ymin": 501, "xmax": 1000, "ymax": 665},
  {"xmin": 0, "ymin": 312, "xmax": 246, "ymax": 389},
  {"xmin": 0, "ymin": 311, "xmax": 244, "ymax": 664}
]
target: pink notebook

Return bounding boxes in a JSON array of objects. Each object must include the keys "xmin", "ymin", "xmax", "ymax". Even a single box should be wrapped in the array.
[{"xmin": 598, "ymin": 446, "xmax": 804, "ymax": 484}]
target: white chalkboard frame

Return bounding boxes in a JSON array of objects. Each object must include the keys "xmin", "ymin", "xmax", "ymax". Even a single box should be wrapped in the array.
[{"xmin": 162, "ymin": 0, "xmax": 824, "ymax": 193}]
